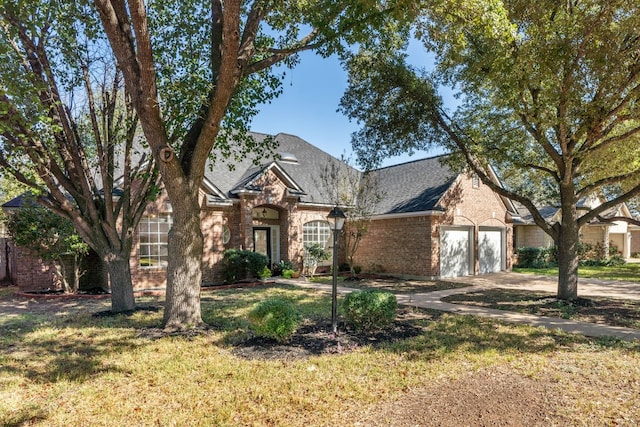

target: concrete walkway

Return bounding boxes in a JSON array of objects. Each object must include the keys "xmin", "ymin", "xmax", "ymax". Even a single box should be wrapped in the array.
[{"xmin": 286, "ymin": 273, "xmax": 640, "ymax": 342}]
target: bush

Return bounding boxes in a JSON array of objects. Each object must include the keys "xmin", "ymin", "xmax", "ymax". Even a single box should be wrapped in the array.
[
  {"xmin": 272, "ymin": 260, "xmax": 295, "ymax": 276},
  {"xmin": 258, "ymin": 266, "xmax": 272, "ymax": 279},
  {"xmin": 515, "ymin": 247, "xmax": 556, "ymax": 268},
  {"xmin": 247, "ymin": 298, "xmax": 302, "ymax": 342},
  {"xmin": 221, "ymin": 249, "xmax": 269, "ymax": 283},
  {"xmin": 342, "ymin": 290, "xmax": 397, "ymax": 332},
  {"xmin": 282, "ymin": 269, "xmax": 296, "ymax": 279},
  {"xmin": 303, "ymin": 243, "xmax": 330, "ymax": 277}
]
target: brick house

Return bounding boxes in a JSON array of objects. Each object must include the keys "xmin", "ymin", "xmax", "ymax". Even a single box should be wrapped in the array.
[
  {"xmin": 354, "ymin": 156, "xmax": 515, "ymax": 278},
  {"xmin": 3, "ymin": 132, "xmax": 516, "ymax": 290}
]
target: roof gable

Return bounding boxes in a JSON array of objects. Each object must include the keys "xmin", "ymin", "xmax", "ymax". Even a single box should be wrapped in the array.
[
  {"xmin": 204, "ymin": 132, "xmax": 356, "ymax": 204},
  {"xmin": 369, "ymin": 155, "xmax": 457, "ymax": 214}
]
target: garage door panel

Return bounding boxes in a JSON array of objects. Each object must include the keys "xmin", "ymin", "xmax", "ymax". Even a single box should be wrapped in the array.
[
  {"xmin": 440, "ymin": 228, "xmax": 471, "ymax": 278},
  {"xmin": 479, "ymin": 229, "xmax": 502, "ymax": 274}
]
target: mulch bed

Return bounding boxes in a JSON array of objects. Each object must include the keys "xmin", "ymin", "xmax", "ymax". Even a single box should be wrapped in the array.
[{"xmin": 231, "ymin": 307, "xmax": 437, "ymax": 360}]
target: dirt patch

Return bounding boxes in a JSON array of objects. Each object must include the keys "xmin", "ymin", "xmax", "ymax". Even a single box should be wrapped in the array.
[{"xmin": 353, "ymin": 367, "xmax": 567, "ymax": 426}]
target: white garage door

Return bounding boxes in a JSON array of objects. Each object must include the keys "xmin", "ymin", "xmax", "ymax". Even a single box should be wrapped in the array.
[
  {"xmin": 478, "ymin": 228, "xmax": 503, "ymax": 274},
  {"xmin": 440, "ymin": 227, "xmax": 472, "ymax": 278}
]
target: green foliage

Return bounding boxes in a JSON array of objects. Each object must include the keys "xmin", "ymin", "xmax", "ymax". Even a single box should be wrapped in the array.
[
  {"xmin": 272, "ymin": 259, "xmax": 295, "ymax": 276},
  {"xmin": 282, "ymin": 269, "xmax": 296, "ymax": 279},
  {"xmin": 258, "ymin": 266, "xmax": 272, "ymax": 280},
  {"xmin": 247, "ymin": 298, "xmax": 302, "ymax": 343},
  {"xmin": 303, "ymin": 243, "xmax": 330, "ymax": 277},
  {"xmin": 518, "ymin": 243, "xmax": 627, "ymax": 268},
  {"xmin": 341, "ymin": 1, "xmax": 640, "ymax": 300},
  {"xmin": 342, "ymin": 290, "xmax": 397, "ymax": 332},
  {"xmin": 221, "ymin": 249, "xmax": 270, "ymax": 283},
  {"xmin": 6, "ymin": 202, "xmax": 89, "ymax": 262},
  {"xmin": 515, "ymin": 247, "xmax": 557, "ymax": 268},
  {"xmin": 6, "ymin": 202, "xmax": 89, "ymax": 292}
]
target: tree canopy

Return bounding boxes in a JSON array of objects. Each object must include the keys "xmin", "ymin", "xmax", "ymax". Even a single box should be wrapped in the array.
[
  {"xmin": 0, "ymin": 0, "xmax": 159, "ymax": 311},
  {"xmin": 340, "ymin": 0, "xmax": 640, "ymax": 299},
  {"xmin": 91, "ymin": 0, "xmax": 404, "ymax": 329}
]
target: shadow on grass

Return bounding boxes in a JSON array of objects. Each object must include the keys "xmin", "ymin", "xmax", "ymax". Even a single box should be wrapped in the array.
[
  {"xmin": 0, "ymin": 301, "xmax": 166, "ymax": 388},
  {"xmin": 3, "ymin": 283, "xmax": 639, "ymax": 392},
  {"xmin": 201, "ymin": 284, "xmax": 640, "ymax": 358},
  {"xmin": 443, "ymin": 289, "xmax": 640, "ymax": 329},
  {"xmin": 1, "ymin": 404, "xmax": 48, "ymax": 427}
]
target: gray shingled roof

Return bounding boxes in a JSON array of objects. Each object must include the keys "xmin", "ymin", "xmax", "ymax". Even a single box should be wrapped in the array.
[
  {"xmin": 205, "ymin": 132, "xmax": 355, "ymax": 204},
  {"xmin": 512, "ymin": 202, "xmax": 559, "ymax": 224},
  {"xmin": 513, "ymin": 200, "xmax": 624, "ymax": 225},
  {"xmin": 3, "ymin": 135, "xmax": 466, "ymax": 217},
  {"xmin": 369, "ymin": 155, "xmax": 456, "ymax": 215}
]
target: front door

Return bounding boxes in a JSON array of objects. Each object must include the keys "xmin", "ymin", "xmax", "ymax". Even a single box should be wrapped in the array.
[{"xmin": 253, "ymin": 227, "xmax": 272, "ymax": 266}]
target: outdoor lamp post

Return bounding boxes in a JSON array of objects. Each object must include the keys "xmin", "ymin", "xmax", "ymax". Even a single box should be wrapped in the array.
[{"xmin": 327, "ymin": 206, "xmax": 346, "ymax": 334}]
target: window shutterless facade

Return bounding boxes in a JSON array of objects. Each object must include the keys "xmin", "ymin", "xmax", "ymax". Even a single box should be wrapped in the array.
[
  {"xmin": 303, "ymin": 220, "xmax": 331, "ymax": 248},
  {"xmin": 139, "ymin": 214, "xmax": 172, "ymax": 268}
]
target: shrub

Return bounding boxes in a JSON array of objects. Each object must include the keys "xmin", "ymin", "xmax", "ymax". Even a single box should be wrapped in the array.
[
  {"xmin": 258, "ymin": 266, "xmax": 272, "ymax": 279},
  {"xmin": 303, "ymin": 243, "xmax": 330, "ymax": 277},
  {"xmin": 342, "ymin": 290, "xmax": 397, "ymax": 332},
  {"xmin": 272, "ymin": 260, "xmax": 295, "ymax": 276},
  {"xmin": 221, "ymin": 249, "xmax": 269, "ymax": 283},
  {"xmin": 247, "ymin": 298, "xmax": 302, "ymax": 342},
  {"xmin": 515, "ymin": 247, "xmax": 556, "ymax": 268},
  {"xmin": 282, "ymin": 269, "xmax": 296, "ymax": 279}
]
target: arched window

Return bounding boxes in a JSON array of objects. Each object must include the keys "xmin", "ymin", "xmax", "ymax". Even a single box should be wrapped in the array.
[{"xmin": 303, "ymin": 220, "xmax": 331, "ymax": 248}]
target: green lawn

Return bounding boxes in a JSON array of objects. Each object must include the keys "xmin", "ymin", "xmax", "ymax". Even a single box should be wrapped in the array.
[
  {"xmin": 514, "ymin": 262, "xmax": 640, "ymax": 282},
  {"xmin": 1, "ymin": 284, "xmax": 640, "ymax": 426}
]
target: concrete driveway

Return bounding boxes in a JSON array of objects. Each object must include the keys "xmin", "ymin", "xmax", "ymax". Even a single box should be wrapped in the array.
[{"xmin": 442, "ymin": 272, "xmax": 640, "ymax": 301}]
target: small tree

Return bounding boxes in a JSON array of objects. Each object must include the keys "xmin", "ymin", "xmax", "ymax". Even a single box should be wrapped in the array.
[
  {"xmin": 7, "ymin": 203, "xmax": 89, "ymax": 292},
  {"xmin": 318, "ymin": 155, "xmax": 383, "ymax": 277},
  {"xmin": 303, "ymin": 243, "xmax": 329, "ymax": 278}
]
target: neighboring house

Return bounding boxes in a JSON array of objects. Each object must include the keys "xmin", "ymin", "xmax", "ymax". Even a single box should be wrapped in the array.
[
  {"xmin": 632, "ymin": 224, "xmax": 640, "ymax": 256},
  {"xmin": 3, "ymin": 132, "xmax": 517, "ymax": 290},
  {"xmin": 513, "ymin": 195, "xmax": 638, "ymax": 259}
]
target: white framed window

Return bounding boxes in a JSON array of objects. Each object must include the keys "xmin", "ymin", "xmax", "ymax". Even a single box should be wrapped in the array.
[
  {"xmin": 139, "ymin": 214, "xmax": 172, "ymax": 268},
  {"xmin": 222, "ymin": 225, "xmax": 231, "ymax": 245},
  {"xmin": 303, "ymin": 220, "xmax": 331, "ymax": 248},
  {"xmin": 472, "ymin": 174, "xmax": 480, "ymax": 189}
]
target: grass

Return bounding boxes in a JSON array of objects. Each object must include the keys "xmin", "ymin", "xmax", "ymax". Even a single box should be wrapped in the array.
[
  {"xmin": 443, "ymin": 289, "xmax": 640, "ymax": 329},
  {"xmin": 514, "ymin": 262, "xmax": 640, "ymax": 282},
  {"xmin": 1, "ymin": 284, "xmax": 640, "ymax": 425}
]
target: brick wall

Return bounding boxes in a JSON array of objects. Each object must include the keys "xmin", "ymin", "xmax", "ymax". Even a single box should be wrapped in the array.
[
  {"xmin": 128, "ymin": 169, "xmax": 335, "ymax": 287},
  {"xmin": 8, "ymin": 242, "xmax": 61, "ymax": 291},
  {"xmin": 515, "ymin": 225, "xmax": 554, "ymax": 248},
  {"xmin": 353, "ymin": 173, "xmax": 513, "ymax": 277},
  {"xmin": 126, "ymin": 169, "xmax": 514, "ymax": 286},
  {"xmin": 580, "ymin": 225, "xmax": 606, "ymax": 246},
  {"xmin": 352, "ymin": 215, "xmax": 435, "ymax": 276}
]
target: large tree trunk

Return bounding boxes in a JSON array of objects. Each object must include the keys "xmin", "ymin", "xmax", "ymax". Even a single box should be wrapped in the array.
[
  {"xmin": 162, "ymin": 194, "xmax": 205, "ymax": 330},
  {"xmin": 556, "ymin": 190, "xmax": 580, "ymax": 301},
  {"xmin": 105, "ymin": 253, "xmax": 136, "ymax": 313}
]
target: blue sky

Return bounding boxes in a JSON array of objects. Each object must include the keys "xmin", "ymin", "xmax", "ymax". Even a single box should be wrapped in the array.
[{"xmin": 250, "ymin": 50, "xmax": 441, "ymax": 169}]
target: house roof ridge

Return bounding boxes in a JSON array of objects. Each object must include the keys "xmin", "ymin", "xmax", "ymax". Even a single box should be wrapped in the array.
[{"xmin": 370, "ymin": 152, "xmax": 451, "ymax": 172}]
